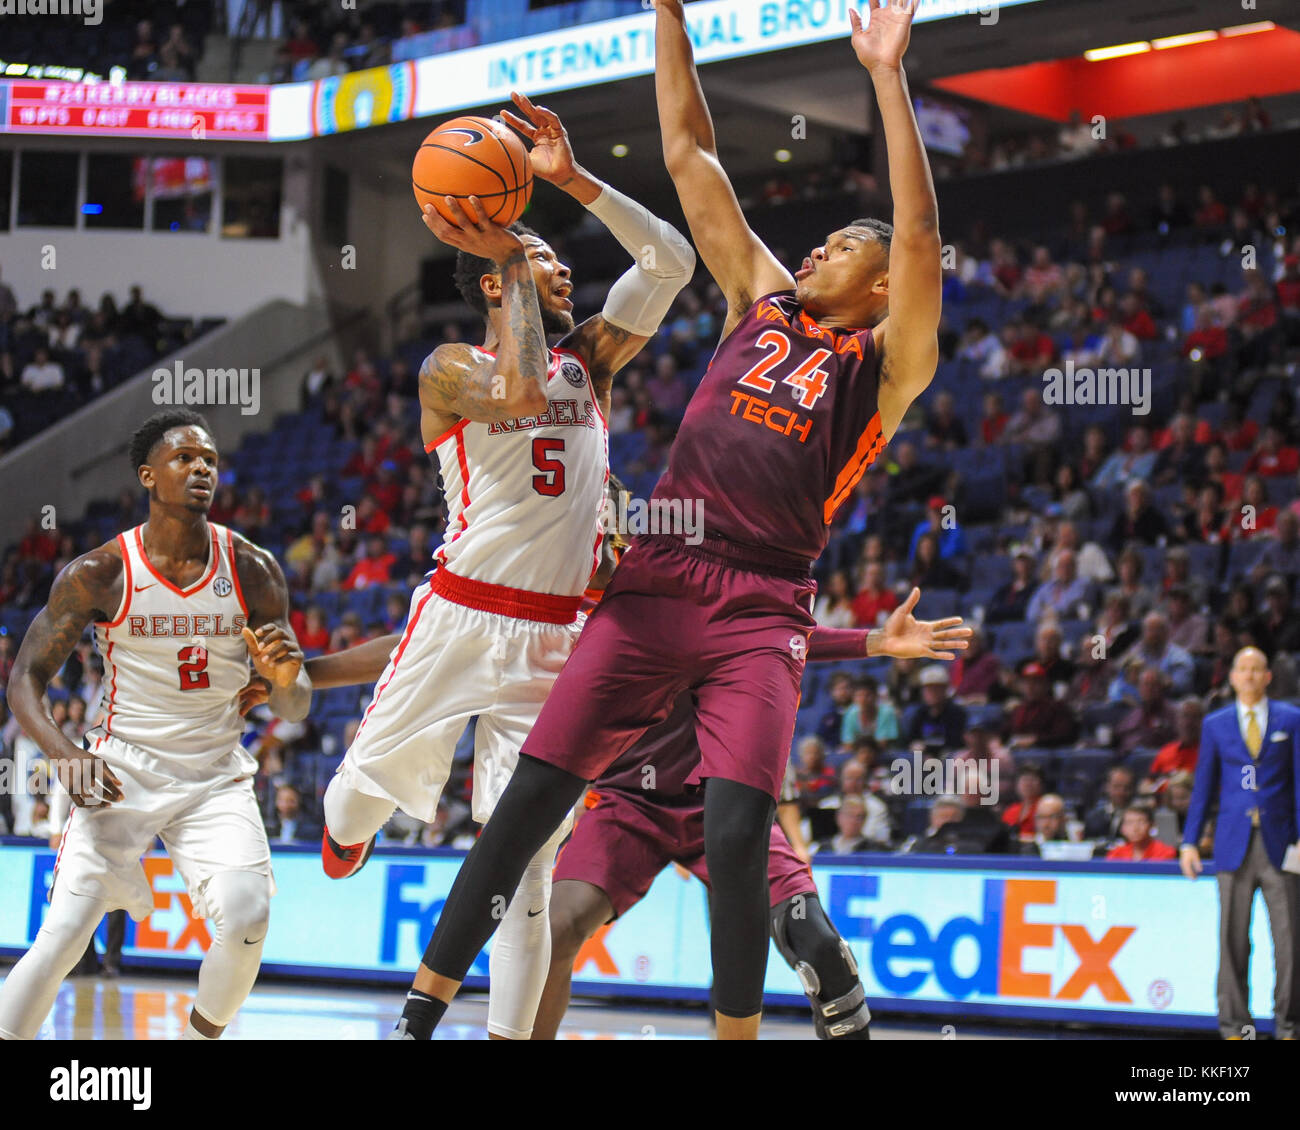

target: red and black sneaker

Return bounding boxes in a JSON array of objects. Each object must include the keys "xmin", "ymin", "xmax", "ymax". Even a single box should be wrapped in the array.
[{"xmin": 322, "ymin": 828, "xmax": 376, "ymax": 879}]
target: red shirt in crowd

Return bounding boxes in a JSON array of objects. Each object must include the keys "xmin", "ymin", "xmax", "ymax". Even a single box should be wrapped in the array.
[
  {"xmin": 1148, "ymin": 739, "xmax": 1199, "ymax": 780},
  {"xmin": 852, "ymin": 587, "xmax": 898, "ymax": 628},
  {"xmin": 1246, "ymin": 447, "xmax": 1300, "ymax": 477},
  {"xmin": 1182, "ymin": 326, "xmax": 1227, "ymax": 360},
  {"xmin": 982, "ymin": 412, "xmax": 1009, "ymax": 446},
  {"xmin": 1002, "ymin": 799, "xmax": 1039, "ymax": 837},
  {"xmin": 343, "ymin": 554, "xmax": 395, "ymax": 590},
  {"xmin": 1123, "ymin": 309, "xmax": 1158, "ymax": 340},
  {"xmin": 1107, "ymin": 838, "xmax": 1176, "ymax": 862}
]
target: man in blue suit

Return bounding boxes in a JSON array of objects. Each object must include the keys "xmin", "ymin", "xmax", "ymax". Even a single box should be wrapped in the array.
[{"xmin": 1181, "ymin": 647, "xmax": 1300, "ymax": 1039}]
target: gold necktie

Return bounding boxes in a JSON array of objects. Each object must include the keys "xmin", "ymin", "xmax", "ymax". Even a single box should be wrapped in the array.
[
  {"xmin": 1246, "ymin": 711, "xmax": 1262, "ymax": 758},
  {"xmin": 1246, "ymin": 710, "xmax": 1262, "ymax": 827}
]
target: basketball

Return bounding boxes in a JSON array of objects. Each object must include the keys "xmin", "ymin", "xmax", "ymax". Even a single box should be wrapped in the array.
[{"xmin": 412, "ymin": 115, "xmax": 533, "ymax": 226}]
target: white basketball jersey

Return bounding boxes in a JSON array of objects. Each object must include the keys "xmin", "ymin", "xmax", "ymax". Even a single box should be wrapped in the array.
[
  {"xmin": 428, "ymin": 347, "xmax": 609, "ymax": 597},
  {"xmin": 90, "ymin": 522, "xmax": 252, "ymax": 769}
]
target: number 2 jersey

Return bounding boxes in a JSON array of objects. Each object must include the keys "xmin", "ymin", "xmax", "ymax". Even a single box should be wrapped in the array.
[
  {"xmin": 90, "ymin": 522, "xmax": 253, "ymax": 770},
  {"xmin": 653, "ymin": 291, "xmax": 884, "ymax": 563},
  {"xmin": 427, "ymin": 346, "xmax": 609, "ymax": 602}
]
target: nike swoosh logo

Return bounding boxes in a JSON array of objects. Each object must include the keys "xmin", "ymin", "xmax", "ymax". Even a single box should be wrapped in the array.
[
  {"xmin": 134, "ymin": 584, "xmax": 156, "ymax": 592},
  {"xmin": 526, "ymin": 907, "xmax": 545, "ymax": 918},
  {"xmin": 441, "ymin": 127, "xmax": 485, "ymax": 147},
  {"xmin": 242, "ymin": 938, "xmax": 260, "ymax": 945}
]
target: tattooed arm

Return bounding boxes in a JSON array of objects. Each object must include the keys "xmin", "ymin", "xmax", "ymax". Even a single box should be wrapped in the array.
[
  {"xmin": 234, "ymin": 535, "xmax": 311, "ymax": 722},
  {"xmin": 418, "ymin": 198, "xmax": 551, "ymax": 443},
  {"xmin": 9, "ymin": 547, "xmax": 125, "ymax": 806}
]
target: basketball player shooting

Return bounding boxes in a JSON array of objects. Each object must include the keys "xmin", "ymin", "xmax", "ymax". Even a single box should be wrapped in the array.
[
  {"xmin": 318, "ymin": 91, "xmax": 695, "ymax": 1040},
  {"xmin": 402, "ymin": 0, "xmax": 942, "ymax": 1040},
  {"xmin": 0, "ymin": 409, "xmax": 309, "ymax": 1042}
]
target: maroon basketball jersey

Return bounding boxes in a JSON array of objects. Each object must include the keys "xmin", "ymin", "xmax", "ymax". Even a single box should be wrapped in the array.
[{"xmin": 653, "ymin": 291, "xmax": 884, "ymax": 561}]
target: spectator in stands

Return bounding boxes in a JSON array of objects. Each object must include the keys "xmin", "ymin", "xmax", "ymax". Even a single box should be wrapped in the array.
[
  {"xmin": 648, "ymin": 355, "xmax": 688, "ymax": 420},
  {"xmin": 233, "ymin": 485, "xmax": 271, "ymax": 536},
  {"xmin": 1245, "ymin": 425, "xmax": 1299, "ymax": 479},
  {"xmin": 1025, "ymin": 547, "xmax": 1095, "ymax": 623},
  {"xmin": 1007, "ymin": 663, "xmax": 1079, "ymax": 748},
  {"xmin": 1121, "ymin": 611, "xmax": 1196, "ymax": 695},
  {"xmin": 909, "ymin": 532, "xmax": 964, "ymax": 591},
  {"xmin": 327, "ymin": 610, "xmax": 367, "ymax": 655},
  {"xmin": 1153, "ymin": 771, "xmax": 1195, "ymax": 848},
  {"xmin": 951, "ymin": 626, "xmax": 1002, "ymax": 702},
  {"xmin": 1234, "ymin": 474, "xmax": 1277, "ymax": 539},
  {"xmin": 958, "ymin": 320, "xmax": 1003, "ymax": 377},
  {"xmin": 1165, "ymin": 585, "xmax": 1209, "ymax": 654},
  {"xmin": 813, "ymin": 569, "xmax": 856, "ymax": 628},
  {"xmin": 924, "ymin": 391, "xmax": 967, "ymax": 450},
  {"xmin": 117, "ymin": 285, "xmax": 162, "ymax": 343},
  {"xmin": 1084, "ymin": 766, "xmax": 1137, "ymax": 842},
  {"xmin": 1023, "ymin": 621, "xmax": 1073, "ymax": 686},
  {"xmin": 1251, "ymin": 509, "xmax": 1300, "ymax": 588},
  {"xmin": 909, "ymin": 496, "xmax": 965, "ymax": 560},
  {"xmin": 904, "ymin": 666, "xmax": 967, "ymax": 754},
  {"xmin": 308, "ymin": 32, "xmax": 351, "ymax": 79},
  {"xmin": 1051, "ymin": 467, "xmax": 1093, "ymax": 522},
  {"xmin": 949, "ymin": 719, "xmax": 1013, "ymax": 803},
  {"xmin": 1194, "ymin": 185, "xmax": 1228, "ymax": 234},
  {"xmin": 267, "ymin": 784, "xmax": 322, "ymax": 844},
  {"xmin": 1105, "ymin": 806, "xmax": 1176, "ymax": 861},
  {"xmin": 1153, "ymin": 414, "xmax": 1207, "ymax": 487},
  {"xmin": 817, "ymin": 672, "xmax": 854, "ymax": 749},
  {"xmin": 986, "ymin": 545, "xmax": 1037, "ymax": 624},
  {"xmin": 1002, "ymin": 765, "xmax": 1045, "ymax": 838},
  {"xmin": 1258, "ymin": 575, "xmax": 1300, "ymax": 655},
  {"xmin": 20, "ymin": 347, "xmax": 65, "ymax": 394},
  {"xmin": 1179, "ymin": 481, "xmax": 1230, "ymax": 544},
  {"xmin": 887, "ymin": 441, "xmax": 944, "ymax": 508},
  {"xmin": 850, "ymin": 561, "xmax": 897, "ymax": 628},
  {"xmin": 1077, "ymin": 425, "xmax": 1110, "ymax": 482},
  {"xmin": 1143, "ymin": 698, "xmax": 1203, "ymax": 794},
  {"xmin": 979, "ymin": 391, "xmax": 1009, "ymax": 445},
  {"xmin": 1003, "ymin": 388, "xmax": 1061, "ymax": 451},
  {"xmin": 1108, "ymin": 480, "xmax": 1168, "ymax": 551},
  {"xmin": 1093, "ymin": 426, "xmax": 1158, "ymax": 489},
  {"xmin": 127, "ymin": 18, "xmax": 159, "ymax": 79},
  {"xmin": 794, "ymin": 736, "xmax": 837, "ymax": 809},
  {"xmin": 1052, "ymin": 519, "xmax": 1111, "ymax": 583},
  {"xmin": 342, "ymin": 534, "xmax": 395, "ymax": 590},
  {"xmin": 1019, "ymin": 794, "xmax": 1075, "ymax": 855},
  {"xmin": 1116, "ymin": 666, "xmax": 1178, "ymax": 754},
  {"xmin": 1235, "ymin": 270, "xmax": 1280, "ymax": 374},
  {"xmin": 841, "ymin": 676, "xmax": 899, "ymax": 746},
  {"xmin": 1151, "ymin": 183, "xmax": 1191, "ymax": 235},
  {"xmin": 153, "ymin": 43, "xmax": 190, "ymax": 82},
  {"xmin": 815, "ymin": 763, "xmax": 892, "ymax": 851}
]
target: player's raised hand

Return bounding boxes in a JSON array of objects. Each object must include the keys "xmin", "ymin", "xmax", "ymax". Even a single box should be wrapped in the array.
[
  {"xmin": 242, "ymin": 624, "xmax": 304, "ymax": 689},
  {"xmin": 420, "ymin": 198, "xmax": 526, "ymax": 263},
  {"xmin": 238, "ymin": 673, "xmax": 272, "ymax": 716},
  {"xmin": 878, "ymin": 587, "xmax": 972, "ymax": 660},
  {"xmin": 499, "ymin": 92, "xmax": 578, "ymax": 186},
  {"xmin": 849, "ymin": 0, "xmax": 919, "ymax": 74}
]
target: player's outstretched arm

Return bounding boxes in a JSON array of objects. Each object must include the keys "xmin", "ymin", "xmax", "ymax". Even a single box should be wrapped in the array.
[
  {"xmin": 502, "ymin": 91, "xmax": 695, "ymax": 395},
  {"xmin": 851, "ymin": 1, "xmax": 942, "ymax": 438},
  {"xmin": 652, "ymin": 0, "xmax": 793, "ymax": 326},
  {"xmin": 9, "ymin": 550, "xmax": 125, "ymax": 806},
  {"xmin": 419, "ymin": 197, "xmax": 551, "ymax": 425},
  {"xmin": 234, "ymin": 537, "xmax": 311, "ymax": 722},
  {"xmin": 808, "ymin": 588, "xmax": 970, "ymax": 661},
  {"xmin": 304, "ymin": 633, "xmax": 402, "ymax": 689}
]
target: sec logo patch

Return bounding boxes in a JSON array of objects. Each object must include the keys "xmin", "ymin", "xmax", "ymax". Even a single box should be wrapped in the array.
[
  {"xmin": 560, "ymin": 360, "xmax": 586, "ymax": 388},
  {"xmin": 213, "ymin": 577, "xmax": 233, "ymax": 597}
]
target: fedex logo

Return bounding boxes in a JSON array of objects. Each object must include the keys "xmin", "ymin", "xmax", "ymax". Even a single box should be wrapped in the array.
[
  {"xmin": 829, "ymin": 875, "xmax": 1136, "ymax": 1003},
  {"xmin": 380, "ymin": 863, "xmax": 489, "ymax": 975},
  {"xmin": 28, "ymin": 854, "xmax": 210, "ymax": 953}
]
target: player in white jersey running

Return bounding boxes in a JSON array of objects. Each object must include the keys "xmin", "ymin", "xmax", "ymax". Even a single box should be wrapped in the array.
[
  {"xmin": 318, "ymin": 92, "xmax": 694, "ymax": 1040},
  {"xmin": 0, "ymin": 409, "xmax": 310, "ymax": 1042}
]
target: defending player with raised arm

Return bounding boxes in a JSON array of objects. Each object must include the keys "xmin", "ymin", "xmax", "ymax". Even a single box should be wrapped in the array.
[
  {"xmin": 402, "ymin": 0, "xmax": 944, "ymax": 1042},
  {"xmin": 318, "ymin": 92, "xmax": 693, "ymax": 1041},
  {"xmin": 0, "ymin": 409, "xmax": 307, "ymax": 1042}
]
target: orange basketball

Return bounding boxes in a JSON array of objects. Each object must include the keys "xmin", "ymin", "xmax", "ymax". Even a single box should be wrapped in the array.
[{"xmin": 412, "ymin": 115, "xmax": 533, "ymax": 227}]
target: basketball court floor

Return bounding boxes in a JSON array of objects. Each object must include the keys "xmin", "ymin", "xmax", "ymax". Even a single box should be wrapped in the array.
[{"xmin": 3, "ymin": 967, "xmax": 1170, "ymax": 1039}]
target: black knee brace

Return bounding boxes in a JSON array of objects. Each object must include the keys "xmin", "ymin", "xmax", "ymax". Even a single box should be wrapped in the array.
[{"xmin": 771, "ymin": 893, "xmax": 871, "ymax": 1040}]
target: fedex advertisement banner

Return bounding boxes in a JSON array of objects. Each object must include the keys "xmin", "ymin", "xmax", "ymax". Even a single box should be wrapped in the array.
[{"xmin": 0, "ymin": 845, "xmax": 1278, "ymax": 1030}]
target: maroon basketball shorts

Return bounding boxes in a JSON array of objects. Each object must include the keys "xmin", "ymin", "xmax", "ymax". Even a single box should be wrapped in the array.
[
  {"xmin": 554, "ymin": 787, "xmax": 816, "ymax": 919},
  {"xmin": 521, "ymin": 533, "xmax": 817, "ymax": 800}
]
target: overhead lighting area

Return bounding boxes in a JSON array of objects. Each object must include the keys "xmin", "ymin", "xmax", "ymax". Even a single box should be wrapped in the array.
[
  {"xmin": 1083, "ymin": 42, "xmax": 1150, "ymax": 62},
  {"xmin": 1085, "ymin": 21, "xmax": 1276, "ymax": 60}
]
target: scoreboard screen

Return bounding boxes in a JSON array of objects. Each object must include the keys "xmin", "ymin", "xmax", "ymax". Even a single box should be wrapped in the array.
[{"xmin": 0, "ymin": 79, "xmax": 270, "ymax": 140}]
